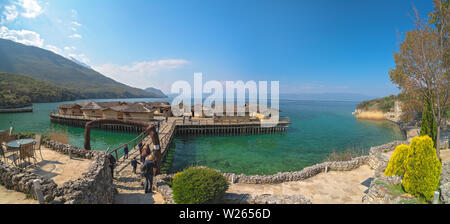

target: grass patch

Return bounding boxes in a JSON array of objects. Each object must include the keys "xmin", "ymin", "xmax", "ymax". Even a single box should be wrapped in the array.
[
  {"xmin": 375, "ymin": 180, "xmax": 427, "ymax": 204},
  {"xmin": 324, "ymin": 148, "xmax": 365, "ymax": 162},
  {"xmin": 14, "ymin": 132, "xmax": 51, "ymax": 142},
  {"xmin": 24, "ymin": 193, "xmax": 32, "ymax": 199}
]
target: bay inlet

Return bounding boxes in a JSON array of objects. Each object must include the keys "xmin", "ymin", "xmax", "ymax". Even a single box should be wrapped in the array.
[{"xmin": 0, "ymin": 98, "xmax": 405, "ymax": 175}]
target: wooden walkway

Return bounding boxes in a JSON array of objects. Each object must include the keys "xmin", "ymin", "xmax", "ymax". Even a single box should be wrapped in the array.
[
  {"xmin": 112, "ymin": 119, "xmax": 176, "ymax": 204},
  {"xmin": 105, "ymin": 117, "xmax": 290, "ymax": 204}
]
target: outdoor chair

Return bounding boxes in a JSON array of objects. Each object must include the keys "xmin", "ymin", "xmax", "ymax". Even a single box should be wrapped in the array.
[
  {"xmin": 19, "ymin": 142, "xmax": 37, "ymax": 167},
  {"xmin": 0, "ymin": 130, "xmax": 8, "ymax": 145},
  {"xmin": 34, "ymin": 134, "xmax": 44, "ymax": 160},
  {"xmin": 0, "ymin": 144, "xmax": 5, "ymax": 163},
  {"xmin": 6, "ymin": 152, "xmax": 19, "ymax": 167}
]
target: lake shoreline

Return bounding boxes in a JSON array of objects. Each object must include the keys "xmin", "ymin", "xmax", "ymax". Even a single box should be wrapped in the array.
[{"xmin": 0, "ymin": 106, "xmax": 33, "ymax": 113}]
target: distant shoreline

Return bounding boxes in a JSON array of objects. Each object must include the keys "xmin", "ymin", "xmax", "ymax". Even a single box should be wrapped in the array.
[{"xmin": 0, "ymin": 106, "xmax": 33, "ymax": 113}]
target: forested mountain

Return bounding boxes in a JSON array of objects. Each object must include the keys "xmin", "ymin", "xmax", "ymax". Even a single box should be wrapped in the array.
[
  {"xmin": 144, "ymin": 87, "xmax": 167, "ymax": 98},
  {"xmin": 0, "ymin": 38, "xmax": 163, "ymax": 99},
  {"xmin": 0, "ymin": 72, "xmax": 80, "ymax": 108}
]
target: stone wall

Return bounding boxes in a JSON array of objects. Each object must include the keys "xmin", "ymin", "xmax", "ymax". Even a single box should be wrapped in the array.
[
  {"xmin": 222, "ymin": 193, "xmax": 311, "ymax": 204},
  {"xmin": 44, "ymin": 140, "xmax": 98, "ymax": 159},
  {"xmin": 367, "ymin": 141, "xmax": 408, "ymax": 177},
  {"xmin": 221, "ymin": 156, "xmax": 369, "ymax": 185},
  {"xmin": 440, "ymin": 162, "xmax": 450, "ymax": 204},
  {"xmin": 153, "ymin": 174, "xmax": 311, "ymax": 204},
  {"xmin": 361, "ymin": 176, "xmax": 416, "ymax": 204},
  {"xmin": 51, "ymin": 151, "xmax": 116, "ymax": 204},
  {"xmin": 0, "ymin": 161, "xmax": 58, "ymax": 203},
  {"xmin": 217, "ymin": 141, "xmax": 405, "ymax": 185},
  {"xmin": 0, "ymin": 141, "xmax": 116, "ymax": 204},
  {"xmin": 154, "ymin": 174, "xmax": 174, "ymax": 204}
]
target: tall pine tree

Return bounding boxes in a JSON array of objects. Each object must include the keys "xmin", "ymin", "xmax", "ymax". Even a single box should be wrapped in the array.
[{"xmin": 420, "ymin": 99, "xmax": 437, "ymax": 148}]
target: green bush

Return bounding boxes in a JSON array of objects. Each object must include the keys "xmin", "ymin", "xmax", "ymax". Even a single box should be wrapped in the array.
[
  {"xmin": 402, "ymin": 136, "xmax": 441, "ymax": 201},
  {"xmin": 385, "ymin": 144, "xmax": 409, "ymax": 176},
  {"xmin": 172, "ymin": 167, "xmax": 229, "ymax": 204}
]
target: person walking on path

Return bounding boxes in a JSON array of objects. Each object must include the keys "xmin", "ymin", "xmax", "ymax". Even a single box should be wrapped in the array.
[
  {"xmin": 123, "ymin": 144, "xmax": 129, "ymax": 160},
  {"xmin": 138, "ymin": 141, "xmax": 143, "ymax": 152},
  {"xmin": 131, "ymin": 157, "xmax": 140, "ymax": 174},
  {"xmin": 141, "ymin": 154, "xmax": 156, "ymax": 194},
  {"xmin": 107, "ymin": 154, "xmax": 117, "ymax": 179}
]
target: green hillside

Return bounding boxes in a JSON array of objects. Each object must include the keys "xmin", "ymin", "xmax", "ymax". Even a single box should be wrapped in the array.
[
  {"xmin": 356, "ymin": 95, "xmax": 397, "ymax": 112},
  {"xmin": 0, "ymin": 38, "xmax": 161, "ymax": 99},
  {"xmin": 0, "ymin": 72, "xmax": 80, "ymax": 108}
]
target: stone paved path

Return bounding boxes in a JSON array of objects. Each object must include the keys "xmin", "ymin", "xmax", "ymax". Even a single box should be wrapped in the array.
[
  {"xmin": 0, "ymin": 185, "xmax": 38, "ymax": 204},
  {"xmin": 228, "ymin": 165, "xmax": 375, "ymax": 204},
  {"xmin": 112, "ymin": 143, "xmax": 165, "ymax": 204}
]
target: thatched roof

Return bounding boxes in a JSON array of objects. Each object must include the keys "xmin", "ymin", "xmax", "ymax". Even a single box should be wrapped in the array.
[
  {"xmin": 81, "ymin": 102, "xmax": 103, "ymax": 110},
  {"xmin": 97, "ymin": 101, "xmax": 123, "ymax": 108},
  {"xmin": 59, "ymin": 104, "xmax": 81, "ymax": 109},
  {"xmin": 106, "ymin": 103, "xmax": 154, "ymax": 113},
  {"xmin": 75, "ymin": 102, "xmax": 90, "ymax": 107}
]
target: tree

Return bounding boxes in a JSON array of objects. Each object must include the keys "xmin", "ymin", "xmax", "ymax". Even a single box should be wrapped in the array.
[
  {"xmin": 389, "ymin": 0, "xmax": 449, "ymax": 158},
  {"xmin": 402, "ymin": 136, "xmax": 441, "ymax": 201},
  {"xmin": 385, "ymin": 144, "xmax": 409, "ymax": 177},
  {"xmin": 420, "ymin": 98, "xmax": 437, "ymax": 147}
]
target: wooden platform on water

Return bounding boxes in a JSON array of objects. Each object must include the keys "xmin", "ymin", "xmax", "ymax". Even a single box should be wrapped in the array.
[{"xmin": 50, "ymin": 113, "xmax": 290, "ymax": 165}]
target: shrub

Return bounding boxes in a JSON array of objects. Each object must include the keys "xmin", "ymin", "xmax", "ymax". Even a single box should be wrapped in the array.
[
  {"xmin": 402, "ymin": 136, "xmax": 441, "ymax": 201},
  {"xmin": 172, "ymin": 167, "xmax": 229, "ymax": 204},
  {"xmin": 324, "ymin": 148, "xmax": 364, "ymax": 162},
  {"xmin": 385, "ymin": 144, "xmax": 409, "ymax": 177}
]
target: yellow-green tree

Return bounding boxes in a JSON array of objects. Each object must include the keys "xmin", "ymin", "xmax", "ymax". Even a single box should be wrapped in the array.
[
  {"xmin": 402, "ymin": 136, "xmax": 442, "ymax": 201},
  {"xmin": 385, "ymin": 144, "xmax": 409, "ymax": 176}
]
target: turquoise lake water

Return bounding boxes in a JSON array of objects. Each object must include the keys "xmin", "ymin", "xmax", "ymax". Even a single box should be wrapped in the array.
[
  {"xmin": 168, "ymin": 100, "xmax": 405, "ymax": 175},
  {"xmin": 0, "ymin": 98, "xmax": 405, "ymax": 175}
]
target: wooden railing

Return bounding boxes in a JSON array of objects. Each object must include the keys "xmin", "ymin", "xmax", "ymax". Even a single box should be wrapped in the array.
[{"xmin": 106, "ymin": 131, "xmax": 148, "ymax": 160}]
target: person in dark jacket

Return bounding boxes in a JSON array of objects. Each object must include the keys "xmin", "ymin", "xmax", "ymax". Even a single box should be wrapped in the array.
[
  {"xmin": 123, "ymin": 144, "xmax": 129, "ymax": 160},
  {"xmin": 141, "ymin": 154, "xmax": 156, "ymax": 194},
  {"xmin": 131, "ymin": 157, "xmax": 140, "ymax": 174},
  {"xmin": 107, "ymin": 154, "xmax": 117, "ymax": 179}
]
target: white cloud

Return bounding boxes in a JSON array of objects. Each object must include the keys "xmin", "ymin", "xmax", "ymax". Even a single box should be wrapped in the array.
[
  {"xmin": 0, "ymin": 26, "xmax": 44, "ymax": 47},
  {"xmin": 64, "ymin": 46, "xmax": 76, "ymax": 51},
  {"xmin": 71, "ymin": 27, "xmax": 77, "ymax": 31},
  {"xmin": 93, "ymin": 59, "xmax": 189, "ymax": 89},
  {"xmin": 18, "ymin": 0, "xmax": 42, "ymax": 18},
  {"xmin": 71, "ymin": 21, "xmax": 82, "ymax": 27},
  {"xmin": 45, "ymin": 44, "xmax": 62, "ymax": 55},
  {"xmin": 3, "ymin": 5, "xmax": 18, "ymax": 22},
  {"xmin": 1, "ymin": 0, "xmax": 42, "ymax": 23},
  {"xmin": 69, "ymin": 33, "xmax": 82, "ymax": 39},
  {"xmin": 69, "ymin": 53, "xmax": 90, "ymax": 64}
]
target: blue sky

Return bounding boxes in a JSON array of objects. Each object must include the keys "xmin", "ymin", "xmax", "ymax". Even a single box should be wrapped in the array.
[{"xmin": 0, "ymin": 0, "xmax": 434, "ymax": 97}]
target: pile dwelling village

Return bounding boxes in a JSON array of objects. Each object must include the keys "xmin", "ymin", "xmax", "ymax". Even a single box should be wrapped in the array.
[
  {"xmin": 51, "ymin": 101, "xmax": 290, "ymax": 134},
  {"xmin": 50, "ymin": 101, "xmax": 290, "ymax": 176}
]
